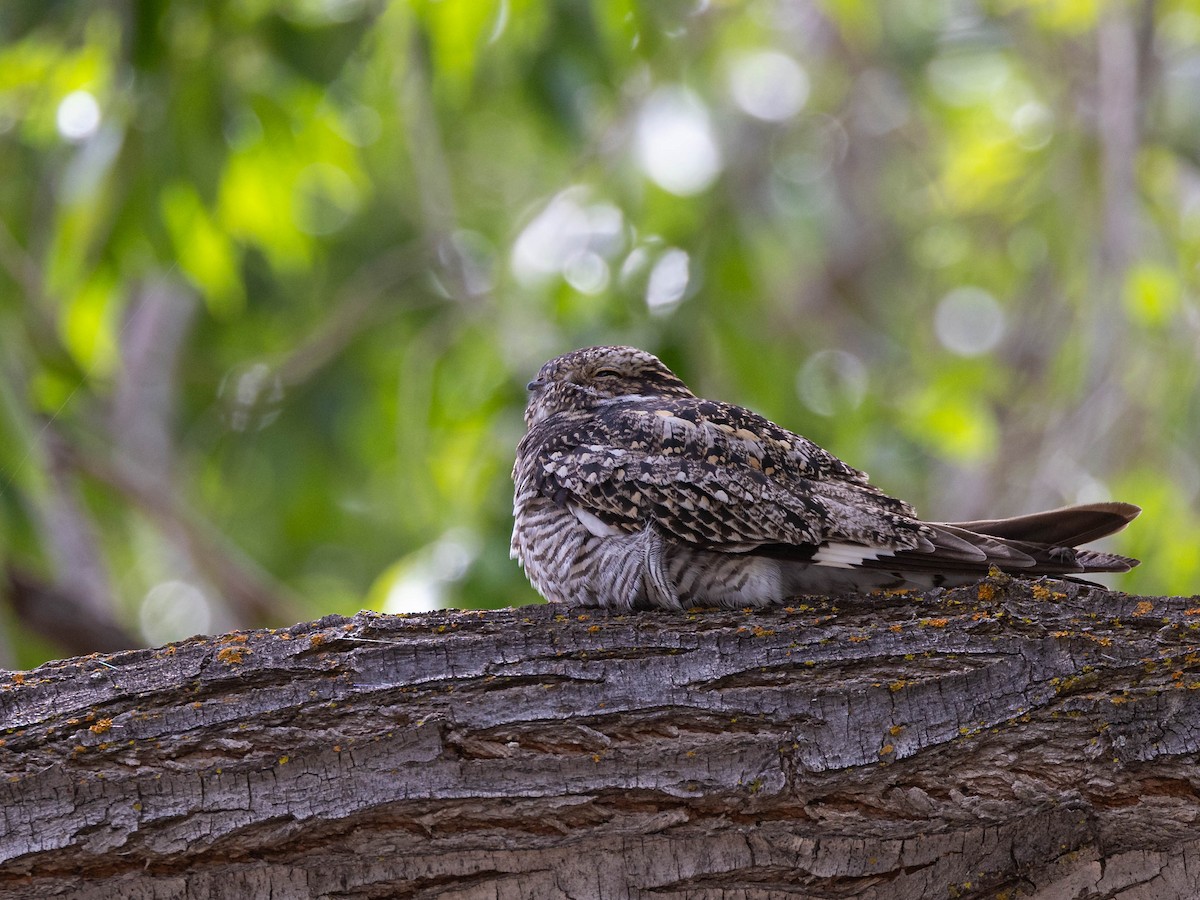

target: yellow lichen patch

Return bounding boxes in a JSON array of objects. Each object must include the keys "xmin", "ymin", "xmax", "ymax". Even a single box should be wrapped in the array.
[
  {"xmin": 576, "ymin": 614, "xmax": 590, "ymax": 621},
  {"xmin": 309, "ymin": 634, "xmax": 326, "ymax": 648},
  {"xmin": 1186, "ymin": 608, "xmax": 1200, "ymax": 616},
  {"xmin": 11, "ymin": 673, "xmax": 23, "ymax": 686},
  {"xmin": 879, "ymin": 744, "xmax": 894, "ymax": 756},
  {"xmin": 848, "ymin": 634, "xmax": 869, "ymax": 643},
  {"xmin": 89, "ymin": 719, "xmax": 113, "ymax": 735},
  {"xmin": 922, "ymin": 618, "xmax": 949, "ymax": 628},
  {"xmin": 889, "ymin": 624, "xmax": 904, "ymax": 633},
  {"xmin": 889, "ymin": 724, "xmax": 905, "ymax": 735},
  {"xmin": 889, "ymin": 680, "xmax": 908, "ymax": 692},
  {"xmin": 1133, "ymin": 600, "xmax": 1154, "ymax": 617},
  {"xmin": 219, "ymin": 633, "xmax": 249, "ymax": 644},
  {"xmin": 216, "ymin": 646, "xmax": 249, "ymax": 665},
  {"xmin": 752, "ymin": 626, "xmax": 775, "ymax": 638},
  {"xmin": 587, "ymin": 624, "xmax": 601, "ymax": 633},
  {"xmin": 977, "ymin": 583, "xmax": 996, "ymax": 602}
]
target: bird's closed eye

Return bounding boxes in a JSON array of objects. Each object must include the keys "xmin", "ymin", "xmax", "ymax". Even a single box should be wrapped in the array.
[{"xmin": 594, "ymin": 368, "xmax": 622, "ymax": 379}]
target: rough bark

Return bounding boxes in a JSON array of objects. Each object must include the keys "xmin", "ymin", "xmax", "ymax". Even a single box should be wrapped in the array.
[{"xmin": 2, "ymin": 576, "xmax": 1200, "ymax": 899}]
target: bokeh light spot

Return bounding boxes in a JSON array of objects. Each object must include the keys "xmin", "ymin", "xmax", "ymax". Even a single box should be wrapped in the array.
[
  {"xmin": 563, "ymin": 250, "xmax": 610, "ymax": 295},
  {"xmin": 140, "ymin": 580, "xmax": 213, "ymax": 645},
  {"xmin": 635, "ymin": 86, "xmax": 722, "ymax": 196},
  {"xmin": 796, "ymin": 350, "xmax": 868, "ymax": 417},
  {"xmin": 934, "ymin": 287, "xmax": 1006, "ymax": 356},
  {"xmin": 646, "ymin": 248, "xmax": 690, "ymax": 314},
  {"xmin": 511, "ymin": 188, "xmax": 625, "ymax": 288},
  {"xmin": 1011, "ymin": 101, "xmax": 1054, "ymax": 150},
  {"xmin": 56, "ymin": 90, "xmax": 101, "ymax": 142},
  {"xmin": 729, "ymin": 50, "xmax": 809, "ymax": 122}
]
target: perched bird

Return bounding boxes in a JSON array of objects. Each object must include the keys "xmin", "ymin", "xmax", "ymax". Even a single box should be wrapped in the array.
[{"xmin": 511, "ymin": 346, "xmax": 1140, "ymax": 610}]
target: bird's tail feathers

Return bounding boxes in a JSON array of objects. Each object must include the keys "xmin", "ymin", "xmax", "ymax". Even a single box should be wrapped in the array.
[{"xmin": 871, "ymin": 502, "xmax": 1141, "ymax": 579}]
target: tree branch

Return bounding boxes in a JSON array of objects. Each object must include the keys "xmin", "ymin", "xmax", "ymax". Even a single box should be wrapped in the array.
[{"xmin": 2, "ymin": 577, "xmax": 1199, "ymax": 898}]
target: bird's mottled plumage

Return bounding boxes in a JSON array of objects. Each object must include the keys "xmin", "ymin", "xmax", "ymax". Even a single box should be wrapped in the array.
[{"xmin": 511, "ymin": 346, "xmax": 1140, "ymax": 610}]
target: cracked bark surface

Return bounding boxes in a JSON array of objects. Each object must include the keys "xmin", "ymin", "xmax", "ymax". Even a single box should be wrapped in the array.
[{"xmin": 2, "ymin": 575, "xmax": 1200, "ymax": 899}]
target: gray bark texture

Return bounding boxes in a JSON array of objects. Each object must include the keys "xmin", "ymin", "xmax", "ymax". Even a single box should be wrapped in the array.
[{"xmin": 3, "ymin": 576, "xmax": 1200, "ymax": 899}]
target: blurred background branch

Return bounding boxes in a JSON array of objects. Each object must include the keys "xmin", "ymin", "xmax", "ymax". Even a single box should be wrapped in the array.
[{"xmin": 1, "ymin": 0, "xmax": 1198, "ymax": 667}]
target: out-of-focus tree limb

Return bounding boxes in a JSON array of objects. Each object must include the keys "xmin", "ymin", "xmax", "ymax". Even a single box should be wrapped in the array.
[
  {"xmin": 63, "ymin": 444, "xmax": 299, "ymax": 627},
  {"xmin": 2, "ymin": 566, "xmax": 138, "ymax": 656}
]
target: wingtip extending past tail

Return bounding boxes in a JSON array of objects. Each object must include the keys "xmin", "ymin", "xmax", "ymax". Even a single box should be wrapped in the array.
[
  {"xmin": 945, "ymin": 501, "xmax": 1140, "ymax": 547},
  {"xmin": 936, "ymin": 501, "xmax": 1141, "ymax": 576}
]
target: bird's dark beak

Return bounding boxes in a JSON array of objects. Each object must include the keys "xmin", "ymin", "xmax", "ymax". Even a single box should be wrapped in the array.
[{"xmin": 526, "ymin": 378, "xmax": 547, "ymax": 392}]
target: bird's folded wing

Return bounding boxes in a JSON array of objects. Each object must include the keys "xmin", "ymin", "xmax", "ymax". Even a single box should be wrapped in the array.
[
  {"xmin": 531, "ymin": 443, "xmax": 928, "ymax": 552},
  {"xmin": 941, "ymin": 502, "xmax": 1140, "ymax": 546}
]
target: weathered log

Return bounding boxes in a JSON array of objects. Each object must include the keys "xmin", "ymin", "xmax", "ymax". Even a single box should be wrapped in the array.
[{"xmin": 2, "ymin": 575, "xmax": 1199, "ymax": 899}]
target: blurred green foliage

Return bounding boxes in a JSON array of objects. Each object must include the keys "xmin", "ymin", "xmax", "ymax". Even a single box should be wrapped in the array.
[{"xmin": 1, "ymin": 0, "xmax": 1198, "ymax": 668}]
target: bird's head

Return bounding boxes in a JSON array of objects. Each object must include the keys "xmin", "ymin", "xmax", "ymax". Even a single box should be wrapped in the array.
[{"xmin": 523, "ymin": 346, "xmax": 695, "ymax": 426}]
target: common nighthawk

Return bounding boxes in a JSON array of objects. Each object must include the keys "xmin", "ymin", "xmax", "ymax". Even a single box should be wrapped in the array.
[{"xmin": 511, "ymin": 346, "xmax": 1140, "ymax": 610}]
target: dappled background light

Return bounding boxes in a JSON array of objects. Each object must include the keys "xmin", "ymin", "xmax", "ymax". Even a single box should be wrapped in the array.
[
  {"xmin": 797, "ymin": 350, "xmax": 868, "ymax": 418},
  {"xmin": 635, "ymin": 86, "xmax": 722, "ymax": 196},
  {"xmin": 934, "ymin": 287, "xmax": 1007, "ymax": 357},
  {"xmin": 512, "ymin": 189, "xmax": 625, "ymax": 289},
  {"xmin": 728, "ymin": 50, "xmax": 810, "ymax": 122},
  {"xmin": 140, "ymin": 580, "xmax": 213, "ymax": 646},
  {"xmin": 56, "ymin": 90, "xmax": 101, "ymax": 142},
  {"xmin": 0, "ymin": 0, "xmax": 1197, "ymax": 666}
]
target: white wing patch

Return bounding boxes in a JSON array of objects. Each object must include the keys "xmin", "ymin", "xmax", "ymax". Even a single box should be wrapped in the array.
[
  {"xmin": 570, "ymin": 505, "xmax": 624, "ymax": 538},
  {"xmin": 811, "ymin": 542, "xmax": 894, "ymax": 570}
]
